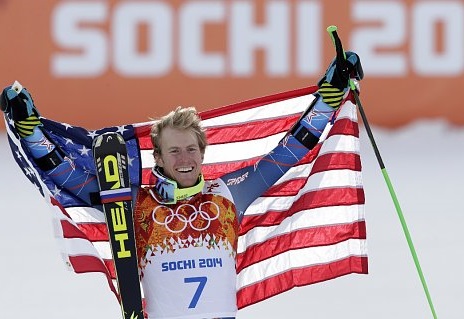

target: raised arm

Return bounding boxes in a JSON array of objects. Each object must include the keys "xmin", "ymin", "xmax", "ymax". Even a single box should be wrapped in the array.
[
  {"xmin": 1, "ymin": 81, "xmax": 100, "ymax": 206},
  {"xmin": 223, "ymin": 52, "xmax": 363, "ymax": 216}
]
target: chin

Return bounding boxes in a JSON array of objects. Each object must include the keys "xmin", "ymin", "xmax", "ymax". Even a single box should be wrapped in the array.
[
  {"xmin": 175, "ymin": 170, "xmax": 201, "ymax": 188},
  {"xmin": 179, "ymin": 183, "xmax": 195, "ymax": 189},
  {"xmin": 177, "ymin": 178, "xmax": 197, "ymax": 188}
]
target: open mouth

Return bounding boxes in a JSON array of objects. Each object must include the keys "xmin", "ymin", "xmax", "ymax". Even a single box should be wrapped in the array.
[{"xmin": 176, "ymin": 167, "xmax": 194, "ymax": 173}]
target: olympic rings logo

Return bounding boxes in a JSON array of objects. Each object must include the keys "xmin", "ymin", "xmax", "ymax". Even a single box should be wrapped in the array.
[{"xmin": 152, "ymin": 201, "xmax": 220, "ymax": 233}]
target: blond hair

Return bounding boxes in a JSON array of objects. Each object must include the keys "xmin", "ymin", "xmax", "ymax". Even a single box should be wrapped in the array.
[{"xmin": 150, "ymin": 106, "xmax": 208, "ymax": 156}]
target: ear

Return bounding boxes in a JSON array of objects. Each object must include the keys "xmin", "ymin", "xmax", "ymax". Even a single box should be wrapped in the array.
[{"xmin": 154, "ymin": 152, "xmax": 164, "ymax": 168}]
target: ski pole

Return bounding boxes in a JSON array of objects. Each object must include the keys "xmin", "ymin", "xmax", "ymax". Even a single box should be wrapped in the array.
[{"xmin": 326, "ymin": 25, "xmax": 438, "ymax": 319}]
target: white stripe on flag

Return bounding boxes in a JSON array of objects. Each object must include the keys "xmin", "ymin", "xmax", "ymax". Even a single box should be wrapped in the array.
[
  {"xmin": 201, "ymin": 94, "xmax": 315, "ymax": 128},
  {"xmin": 237, "ymin": 239, "xmax": 368, "ymax": 288},
  {"xmin": 245, "ymin": 169, "xmax": 363, "ymax": 215},
  {"xmin": 237, "ymin": 204, "xmax": 365, "ymax": 253},
  {"xmin": 66, "ymin": 206, "xmax": 106, "ymax": 223},
  {"xmin": 61, "ymin": 237, "xmax": 111, "ymax": 260}
]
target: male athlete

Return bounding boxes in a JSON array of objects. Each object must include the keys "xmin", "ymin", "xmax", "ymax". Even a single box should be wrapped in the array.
[{"xmin": 1, "ymin": 51, "xmax": 362, "ymax": 319}]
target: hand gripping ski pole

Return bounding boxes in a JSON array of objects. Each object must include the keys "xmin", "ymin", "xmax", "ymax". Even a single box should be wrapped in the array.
[{"xmin": 326, "ymin": 25, "xmax": 438, "ymax": 319}]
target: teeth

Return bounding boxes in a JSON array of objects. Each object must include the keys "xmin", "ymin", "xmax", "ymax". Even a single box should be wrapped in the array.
[{"xmin": 177, "ymin": 167, "xmax": 193, "ymax": 172}]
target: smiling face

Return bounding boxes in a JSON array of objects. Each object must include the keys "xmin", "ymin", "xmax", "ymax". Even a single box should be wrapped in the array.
[{"xmin": 154, "ymin": 126, "xmax": 204, "ymax": 188}]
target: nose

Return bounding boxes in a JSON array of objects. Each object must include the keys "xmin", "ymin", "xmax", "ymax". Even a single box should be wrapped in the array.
[{"xmin": 176, "ymin": 149, "xmax": 195, "ymax": 160}]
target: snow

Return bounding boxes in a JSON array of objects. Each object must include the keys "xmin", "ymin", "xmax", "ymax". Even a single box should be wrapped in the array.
[{"xmin": 0, "ymin": 119, "xmax": 463, "ymax": 318}]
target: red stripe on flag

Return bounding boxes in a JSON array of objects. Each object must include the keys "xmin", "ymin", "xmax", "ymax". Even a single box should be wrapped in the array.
[
  {"xmin": 239, "ymin": 187, "xmax": 365, "ymax": 234},
  {"xmin": 103, "ymin": 258, "xmax": 116, "ymax": 279},
  {"xmin": 76, "ymin": 222, "xmax": 109, "ymax": 242},
  {"xmin": 327, "ymin": 117, "xmax": 359, "ymax": 137},
  {"xmin": 236, "ymin": 256, "xmax": 368, "ymax": 309},
  {"xmin": 310, "ymin": 152, "xmax": 361, "ymax": 176},
  {"xmin": 68, "ymin": 255, "xmax": 119, "ymax": 297},
  {"xmin": 61, "ymin": 220, "xmax": 110, "ymax": 242},
  {"xmin": 134, "ymin": 124, "xmax": 153, "ymax": 150},
  {"xmin": 262, "ymin": 153, "xmax": 361, "ymax": 197},
  {"xmin": 205, "ymin": 115, "xmax": 300, "ymax": 145},
  {"xmin": 236, "ymin": 221, "xmax": 367, "ymax": 272},
  {"xmin": 262, "ymin": 178, "xmax": 307, "ymax": 197},
  {"xmin": 61, "ymin": 220, "xmax": 88, "ymax": 240},
  {"xmin": 50, "ymin": 197, "xmax": 72, "ymax": 219}
]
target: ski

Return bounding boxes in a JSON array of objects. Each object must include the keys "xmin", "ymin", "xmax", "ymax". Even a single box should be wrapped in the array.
[{"xmin": 93, "ymin": 132, "xmax": 144, "ymax": 319}]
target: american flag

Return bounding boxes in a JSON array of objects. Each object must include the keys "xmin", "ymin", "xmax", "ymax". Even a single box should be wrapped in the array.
[{"xmin": 4, "ymin": 85, "xmax": 367, "ymax": 310}]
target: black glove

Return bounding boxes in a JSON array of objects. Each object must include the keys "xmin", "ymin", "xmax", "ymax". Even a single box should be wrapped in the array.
[
  {"xmin": 317, "ymin": 51, "xmax": 363, "ymax": 109},
  {"xmin": 318, "ymin": 51, "xmax": 363, "ymax": 91},
  {"xmin": 1, "ymin": 81, "xmax": 42, "ymax": 137},
  {"xmin": 1, "ymin": 82, "xmax": 40, "ymax": 120}
]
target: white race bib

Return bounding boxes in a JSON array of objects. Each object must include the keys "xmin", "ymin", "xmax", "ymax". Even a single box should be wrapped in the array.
[{"xmin": 142, "ymin": 245, "xmax": 237, "ymax": 319}]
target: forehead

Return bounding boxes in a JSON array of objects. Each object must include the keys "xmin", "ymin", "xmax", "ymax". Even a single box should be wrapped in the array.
[{"xmin": 159, "ymin": 126, "xmax": 199, "ymax": 149}]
